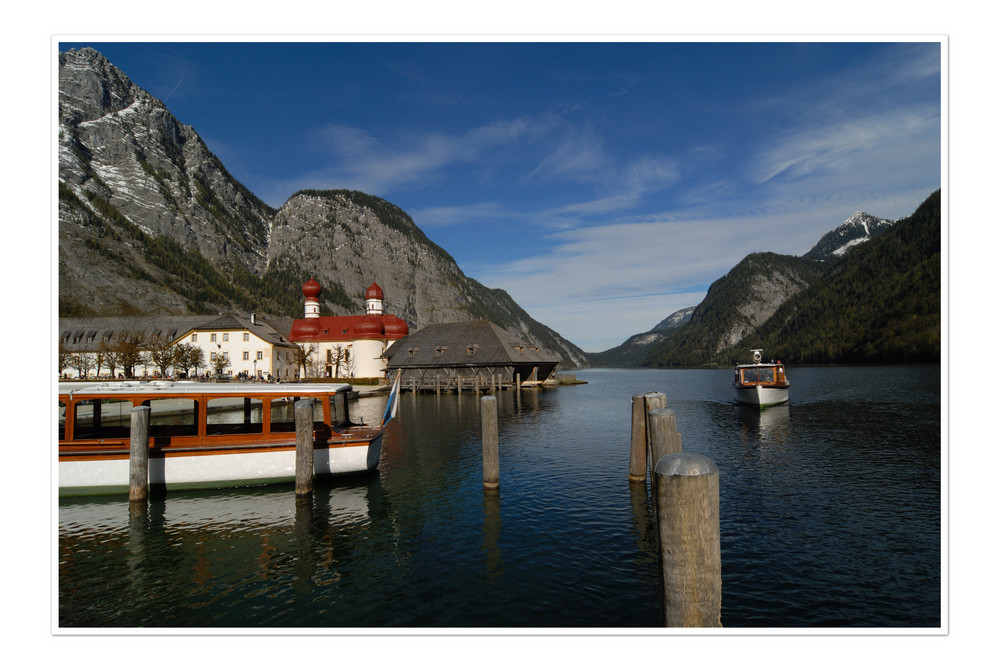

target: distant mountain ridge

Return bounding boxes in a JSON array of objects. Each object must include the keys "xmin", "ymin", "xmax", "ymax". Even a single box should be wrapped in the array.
[
  {"xmin": 591, "ymin": 192, "xmax": 940, "ymax": 367},
  {"xmin": 57, "ymin": 47, "xmax": 588, "ymax": 367}
]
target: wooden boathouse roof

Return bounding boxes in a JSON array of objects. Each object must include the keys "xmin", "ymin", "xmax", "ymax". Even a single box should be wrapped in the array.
[{"xmin": 383, "ymin": 320, "xmax": 559, "ymax": 370}]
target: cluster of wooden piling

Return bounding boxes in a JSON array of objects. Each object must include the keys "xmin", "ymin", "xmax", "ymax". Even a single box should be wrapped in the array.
[
  {"xmin": 126, "ymin": 388, "xmax": 718, "ymax": 627},
  {"xmin": 405, "ymin": 373, "xmax": 516, "ymax": 395},
  {"xmin": 631, "ymin": 392, "xmax": 722, "ymax": 628}
]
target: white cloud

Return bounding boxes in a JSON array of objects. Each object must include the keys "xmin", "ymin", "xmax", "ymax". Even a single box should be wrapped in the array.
[{"xmin": 301, "ymin": 116, "xmax": 544, "ymax": 195}]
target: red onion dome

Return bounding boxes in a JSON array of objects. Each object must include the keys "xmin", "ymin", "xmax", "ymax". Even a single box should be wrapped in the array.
[
  {"xmin": 353, "ymin": 314, "xmax": 385, "ymax": 338},
  {"xmin": 365, "ymin": 281, "xmax": 384, "ymax": 300},
  {"xmin": 382, "ymin": 315, "xmax": 409, "ymax": 338},
  {"xmin": 302, "ymin": 278, "xmax": 322, "ymax": 299},
  {"xmin": 289, "ymin": 318, "xmax": 322, "ymax": 340}
]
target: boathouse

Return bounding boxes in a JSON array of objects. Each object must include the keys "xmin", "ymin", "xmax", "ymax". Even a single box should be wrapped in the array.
[{"xmin": 383, "ymin": 320, "xmax": 559, "ymax": 392}]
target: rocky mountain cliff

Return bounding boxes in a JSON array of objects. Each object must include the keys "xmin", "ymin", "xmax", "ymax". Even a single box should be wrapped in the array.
[{"xmin": 57, "ymin": 47, "xmax": 587, "ymax": 367}]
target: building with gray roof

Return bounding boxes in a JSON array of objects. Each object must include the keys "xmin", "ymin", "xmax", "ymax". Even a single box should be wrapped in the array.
[{"xmin": 383, "ymin": 320, "xmax": 559, "ymax": 390}]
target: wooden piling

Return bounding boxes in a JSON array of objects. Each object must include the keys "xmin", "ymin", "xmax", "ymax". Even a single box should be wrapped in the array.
[
  {"xmin": 128, "ymin": 405, "xmax": 151, "ymax": 502},
  {"xmin": 294, "ymin": 399, "xmax": 315, "ymax": 497},
  {"xmin": 654, "ymin": 453, "xmax": 722, "ymax": 627},
  {"xmin": 647, "ymin": 408, "xmax": 681, "ymax": 471},
  {"xmin": 629, "ymin": 394, "xmax": 647, "ymax": 483},
  {"xmin": 481, "ymin": 395, "xmax": 499, "ymax": 491}
]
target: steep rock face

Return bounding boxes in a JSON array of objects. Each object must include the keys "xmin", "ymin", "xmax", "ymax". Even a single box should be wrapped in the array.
[
  {"xmin": 59, "ymin": 48, "xmax": 274, "ymax": 315},
  {"xmin": 268, "ymin": 191, "xmax": 467, "ymax": 328},
  {"xmin": 268, "ymin": 191, "xmax": 589, "ymax": 367},
  {"xmin": 715, "ymin": 254, "xmax": 813, "ymax": 353},
  {"xmin": 708, "ymin": 253, "xmax": 827, "ymax": 352}
]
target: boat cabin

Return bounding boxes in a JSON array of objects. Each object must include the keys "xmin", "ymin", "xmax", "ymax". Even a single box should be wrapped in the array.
[
  {"xmin": 734, "ymin": 363, "xmax": 787, "ymax": 387},
  {"xmin": 59, "ymin": 381, "xmax": 353, "ymax": 447}
]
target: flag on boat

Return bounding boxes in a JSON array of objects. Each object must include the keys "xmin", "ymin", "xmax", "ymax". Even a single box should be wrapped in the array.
[{"xmin": 381, "ymin": 371, "xmax": 401, "ymax": 426}]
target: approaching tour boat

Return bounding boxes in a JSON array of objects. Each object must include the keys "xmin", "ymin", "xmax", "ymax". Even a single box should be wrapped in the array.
[
  {"xmin": 58, "ymin": 380, "xmax": 396, "ymax": 497},
  {"xmin": 733, "ymin": 349, "xmax": 790, "ymax": 408}
]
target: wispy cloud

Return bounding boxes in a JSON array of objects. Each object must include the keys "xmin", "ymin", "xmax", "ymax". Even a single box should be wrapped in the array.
[
  {"xmin": 411, "ymin": 202, "xmax": 506, "ymax": 227},
  {"xmin": 755, "ymin": 106, "xmax": 939, "ymax": 186},
  {"xmin": 299, "ymin": 116, "xmax": 549, "ymax": 195}
]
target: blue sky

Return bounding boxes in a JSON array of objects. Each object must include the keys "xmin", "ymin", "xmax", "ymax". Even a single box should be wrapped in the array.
[{"xmin": 58, "ymin": 40, "xmax": 942, "ymax": 352}]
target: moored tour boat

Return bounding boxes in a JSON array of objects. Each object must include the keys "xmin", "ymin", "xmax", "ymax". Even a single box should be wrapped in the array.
[
  {"xmin": 58, "ymin": 379, "xmax": 398, "ymax": 497},
  {"xmin": 733, "ymin": 349, "xmax": 790, "ymax": 408}
]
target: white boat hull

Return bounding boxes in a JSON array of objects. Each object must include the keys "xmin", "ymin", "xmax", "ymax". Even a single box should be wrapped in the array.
[
  {"xmin": 59, "ymin": 436, "xmax": 382, "ymax": 496},
  {"xmin": 734, "ymin": 384, "xmax": 789, "ymax": 408}
]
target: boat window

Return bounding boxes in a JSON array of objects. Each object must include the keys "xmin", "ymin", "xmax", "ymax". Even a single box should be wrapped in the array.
[
  {"xmin": 58, "ymin": 401, "xmax": 66, "ymax": 440},
  {"xmin": 73, "ymin": 398, "xmax": 133, "ymax": 439},
  {"xmin": 742, "ymin": 367, "xmax": 775, "ymax": 383},
  {"xmin": 330, "ymin": 393, "xmax": 348, "ymax": 427},
  {"xmin": 206, "ymin": 397, "xmax": 263, "ymax": 435},
  {"xmin": 270, "ymin": 397, "xmax": 324, "ymax": 433},
  {"xmin": 144, "ymin": 398, "xmax": 198, "ymax": 437}
]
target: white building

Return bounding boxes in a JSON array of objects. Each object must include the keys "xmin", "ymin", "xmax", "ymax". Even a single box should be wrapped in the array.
[
  {"xmin": 58, "ymin": 314, "xmax": 299, "ymax": 380},
  {"xmin": 173, "ymin": 314, "xmax": 299, "ymax": 380}
]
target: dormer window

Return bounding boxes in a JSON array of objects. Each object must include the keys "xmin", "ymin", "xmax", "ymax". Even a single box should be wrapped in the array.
[
  {"xmin": 408, "ymin": 346, "xmax": 419, "ymax": 357},
  {"xmin": 467, "ymin": 344, "xmax": 479, "ymax": 355},
  {"xmin": 435, "ymin": 345, "xmax": 447, "ymax": 357}
]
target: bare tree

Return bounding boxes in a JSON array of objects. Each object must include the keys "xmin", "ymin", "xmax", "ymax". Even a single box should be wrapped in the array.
[
  {"xmin": 112, "ymin": 331, "xmax": 145, "ymax": 378},
  {"xmin": 71, "ymin": 352, "xmax": 94, "ymax": 379},
  {"xmin": 100, "ymin": 339, "xmax": 120, "ymax": 378},
  {"xmin": 58, "ymin": 342, "xmax": 71, "ymax": 378},
  {"xmin": 147, "ymin": 335, "xmax": 178, "ymax": 378},
  {"xmin": 173, "ymin": 343, "xmax": 204, "ymax": 378},
  {"xmin": 293, "ymin": 344, "xmax": 315, "ymax": 379},
  {"xmin": 211, "ymin": 351, "xmax": 231, "ymax": 379},
  {"xmin": 329, "ymin": 345, "xmax": 348, "ymax": 378}
]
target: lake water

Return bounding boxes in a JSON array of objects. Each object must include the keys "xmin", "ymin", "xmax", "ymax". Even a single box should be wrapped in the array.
[{"xmin": 57, "ymin": 366, "xmax": 942, "ymax": 629}]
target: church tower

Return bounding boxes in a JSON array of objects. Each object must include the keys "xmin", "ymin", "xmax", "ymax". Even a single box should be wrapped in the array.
[
  {"xmin": 303, "ymin": 278, "xmax": 321, "ymax": 318},
  {"xmin": 365, "ymin": 281, "xmax": 384, "ymax": 315}
]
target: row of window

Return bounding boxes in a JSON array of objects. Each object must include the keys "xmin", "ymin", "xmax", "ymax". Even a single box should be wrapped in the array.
[
  {"xmin": 60, "ymin": 395, "xmax": 343, "ymax": 440},
  {"xmin": 191, "ymin": 332, "xmax": 253, "ymax": 343},
  {"xmin": 209, "ymin": 351, "xmax": 265, "ymax": 361}
]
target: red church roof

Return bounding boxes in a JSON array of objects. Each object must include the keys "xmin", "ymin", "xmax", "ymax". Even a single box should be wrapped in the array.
[
  {"xmin": 289, "ymin": 314, "xmax": 409, "ymax": 343},
  {"xmin": 365, "ymin": 281, "xmax": 384, "ymax": 300},
  {"xmin": 302, "ymin": 278, "xmax": 322, "ymax": 299}
]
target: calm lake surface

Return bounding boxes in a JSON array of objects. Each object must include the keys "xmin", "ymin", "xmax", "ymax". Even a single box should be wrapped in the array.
[{"xmin": 58, "ymin": 366, "xmax": 942, "ymax": 629}]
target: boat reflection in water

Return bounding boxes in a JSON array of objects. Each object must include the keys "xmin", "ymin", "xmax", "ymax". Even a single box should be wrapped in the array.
[
  {"xmin": 59, "ymin": 478, "xmax": 391, "ymax": 623},
  {"xmin": 735, "ymin": 403, "xmax": 791, "ymax": 449}
]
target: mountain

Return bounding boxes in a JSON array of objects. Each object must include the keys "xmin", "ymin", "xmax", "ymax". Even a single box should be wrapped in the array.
[
  {"xmin": 651, "ymin": 306, "xmax": 695, "ymax": 332},
  {"xmin": 57, "ymin": 47, "xmax": 588, "ymax": 368},
  {"xmin": 755, "ymin": 191, "xmax": 940, "ymax": 364},
  {"xmin": 803, "ymin": 211, "xmax": 894, "ymax": 260},
  {"xmin": 593, "ymin": 192, "xmax": 940, "ymax": 367},
  {"xmin": 586, "ymin": 306, "xmax": 693, "ymax": 367},
  {"xmin": 639, "ymin": 253, "xmax": 830, "ymax": 366}
]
